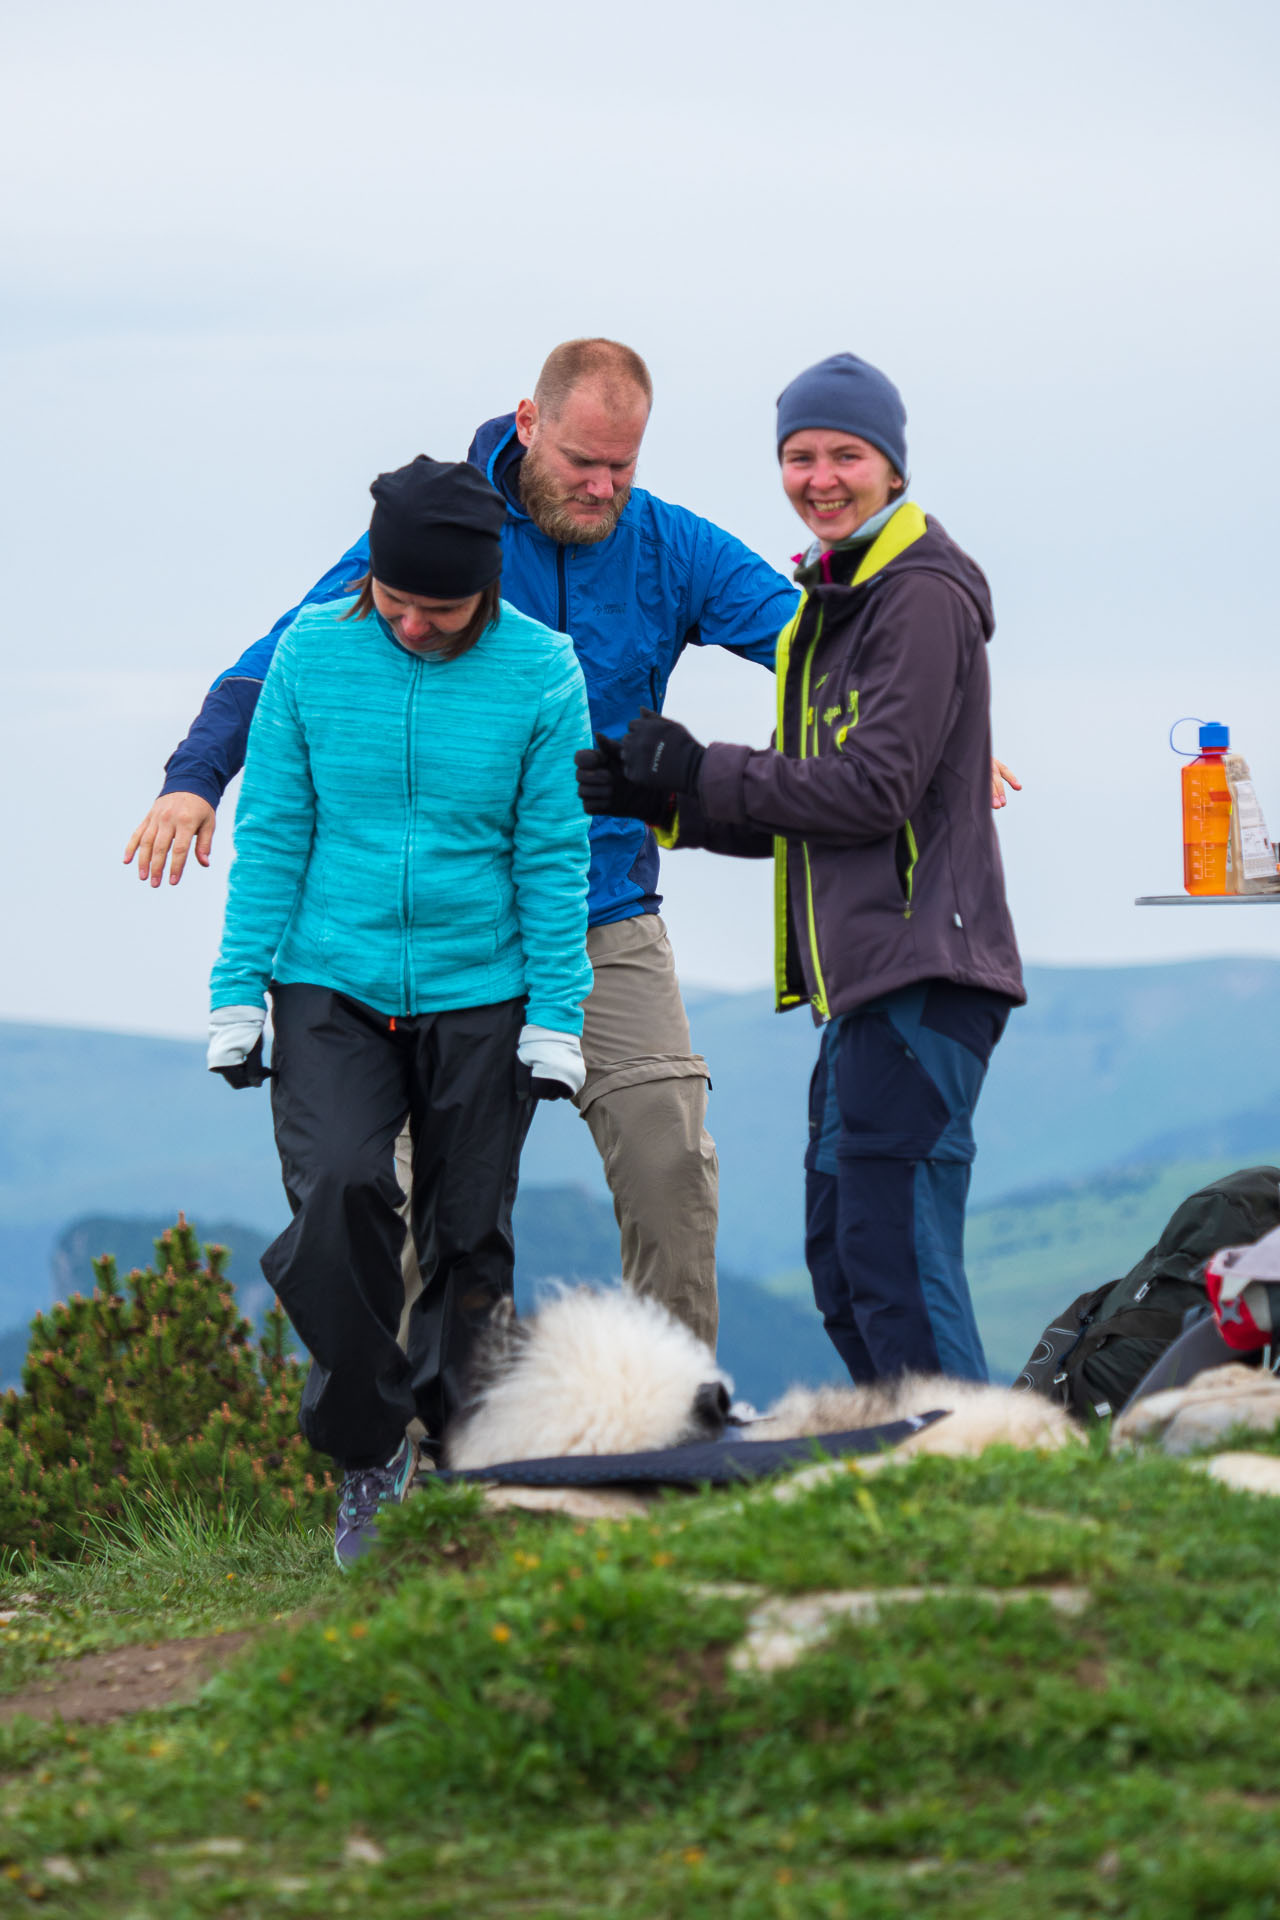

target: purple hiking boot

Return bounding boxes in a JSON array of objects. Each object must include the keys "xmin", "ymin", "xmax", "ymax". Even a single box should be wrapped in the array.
[{"xmin": 333, "ymin": 1435, "xmax": 418, "ymax": 1570}]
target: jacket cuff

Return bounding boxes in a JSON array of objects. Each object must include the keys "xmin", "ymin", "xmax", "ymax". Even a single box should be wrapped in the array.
[
  {"xmin": 523, "ymin": 1000, "xmax": 586, "ymax": 1037},
  {"xmin": 160, "ymin": 772, "xmax": 224, "ymax": 810},
  {"xmin": 210, "ymin": 985, "xmax": 269, "ymax": 1012},
  {"xmin": 697, "ymin": 743, "xmax": 754, "ymax": 826}
]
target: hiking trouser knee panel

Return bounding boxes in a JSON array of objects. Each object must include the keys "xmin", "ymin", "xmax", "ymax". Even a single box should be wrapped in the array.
[
  {"xmin": 583, "ymin": 1073, "xmax": 719, "ymax": 1350},
  {"xmin": 577, "ymin": 914, "xmax": 711, "ymax": 1110}
]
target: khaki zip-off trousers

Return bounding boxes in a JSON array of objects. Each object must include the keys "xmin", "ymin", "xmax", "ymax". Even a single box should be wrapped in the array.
[{"xmin": 398, "ymin": 913, "xmax": 719, "ymax": 1351}]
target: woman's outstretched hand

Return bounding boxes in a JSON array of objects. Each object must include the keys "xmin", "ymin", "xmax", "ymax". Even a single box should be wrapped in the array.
[{"xmin": 991, "ymin": 758, "xmax": 1022, "ymax": 810}]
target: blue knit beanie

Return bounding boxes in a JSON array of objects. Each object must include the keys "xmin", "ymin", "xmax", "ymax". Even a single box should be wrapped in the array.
[{"xmin": 776, "ymin": 353, "xmax": 908, "ymax": 476}]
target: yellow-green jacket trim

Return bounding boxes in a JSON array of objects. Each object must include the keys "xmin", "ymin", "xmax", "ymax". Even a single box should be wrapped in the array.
[{"xmin": 772, "ymin": 500, "xmax": 928, "ymax": 1017}]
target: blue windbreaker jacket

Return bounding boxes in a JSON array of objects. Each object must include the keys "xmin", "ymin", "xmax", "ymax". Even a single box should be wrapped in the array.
[{"xmin": 163, "ymin": 413, "xmax": 799, "ymax": 926}]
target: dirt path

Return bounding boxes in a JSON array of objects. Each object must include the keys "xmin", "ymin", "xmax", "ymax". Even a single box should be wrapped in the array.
[{"xmin": 0, "ymin": 1630, "xmax": 254, "ymax": 1726}]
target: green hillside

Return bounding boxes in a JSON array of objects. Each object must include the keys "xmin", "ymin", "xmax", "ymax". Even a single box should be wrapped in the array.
[
  {"xmin": 766, "ymin": 1151, "xmax": 1280, "ymax": 1380},
  {"xmin": 6, "ymin": 957, "xmax": 1280, "ymax": 1292},
  {"xmin": 965, "ymin": 1156, "xmax": 1280, "ymax": 1374},
  {"xmin": 2, "ymin": 1204, "xmax": 840, "ymax": 1408},
  {"xmin": 5, "ymin": 963, "xmax": 1280, "ymax": 1395}
]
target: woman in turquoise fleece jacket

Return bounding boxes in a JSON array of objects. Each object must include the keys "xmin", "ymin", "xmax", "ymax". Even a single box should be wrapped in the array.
[{"xmin": 207, "ymin": 456, "xmax": 593, "ymax": 1568}]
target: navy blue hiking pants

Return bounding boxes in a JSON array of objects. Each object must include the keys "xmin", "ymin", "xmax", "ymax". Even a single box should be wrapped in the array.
[{"xmin": 805, "ymin": 980, "xmax": 1011, "ymax": 1385}]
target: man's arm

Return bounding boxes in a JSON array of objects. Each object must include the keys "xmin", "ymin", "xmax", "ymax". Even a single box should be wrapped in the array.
[
  {"xmin": 123, "ymin": 535, "xmax": 369, "ymax": 885},
  {"xmin": 680, "ymin": 515, "xmax": 800, "ymax": 670}
]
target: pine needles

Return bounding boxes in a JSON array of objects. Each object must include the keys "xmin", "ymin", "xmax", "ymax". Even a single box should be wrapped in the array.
[{"xmin": 0, "ymin": 1216, "xmax": 333, "ymax": 1558}]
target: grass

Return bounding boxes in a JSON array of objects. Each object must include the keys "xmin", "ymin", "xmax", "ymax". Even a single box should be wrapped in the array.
[
  {"xmin": 1, "ymin": 1443, "xmax": 1280, "ymax": 1916},
  {"xmin": 0, "ymin": 1495, "xmax": 332, "ymax": 1698}
]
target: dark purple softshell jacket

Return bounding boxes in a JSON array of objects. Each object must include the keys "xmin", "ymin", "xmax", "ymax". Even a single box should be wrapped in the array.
[{"xmin": 689, "ymin": 513, "xmax": 1025, "ymax": 1020}]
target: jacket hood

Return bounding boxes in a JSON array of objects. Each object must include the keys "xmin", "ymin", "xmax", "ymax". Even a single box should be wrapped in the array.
[
  {"xmin": 899, "ymin": 519, "xmax": 995, "ymax": 642},
  {"xmin": 467, "ymin": 413, "xmax": 529, "ymax": 517},
  {"xmin": 814, "ymin": 503, "xmax": 994, "ymax": 643}
]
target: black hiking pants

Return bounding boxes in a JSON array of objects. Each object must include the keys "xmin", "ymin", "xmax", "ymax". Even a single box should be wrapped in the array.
[{"xmin": 261, "ymin": 984, "xmax": 532, "ymax": 1470}]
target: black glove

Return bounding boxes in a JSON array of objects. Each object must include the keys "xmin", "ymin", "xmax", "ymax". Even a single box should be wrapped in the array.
[
  {"xmin": 514, "ymin": 1060, "xmax": 576, "ymax": 1102},
  {"xmin": 618, "ymin": 709, "xmax": 706, "ymax": 795},
  {"xmin": 214, "ymin": 1038, "xmax": 273, "ymax": 1089},
  {"xmin": 575, "ymin": 733, "xmax": 676, "ymax": 827}
]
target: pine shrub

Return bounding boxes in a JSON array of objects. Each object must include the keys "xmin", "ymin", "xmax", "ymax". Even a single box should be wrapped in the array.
[{"xmin": 0, "ymin": 1216, "xmax": 333, "ymax": 1560}]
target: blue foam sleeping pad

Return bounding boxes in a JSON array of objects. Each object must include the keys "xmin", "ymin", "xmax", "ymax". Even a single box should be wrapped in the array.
[{"xmin": 439, "ymin": 1410, "xmax": 950, "ymax": 1488}]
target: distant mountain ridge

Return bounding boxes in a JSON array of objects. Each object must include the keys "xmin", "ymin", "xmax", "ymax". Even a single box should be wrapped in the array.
[
  {"xmin": 3, "ymin": 957, "xmax": 1280, "ymax": 1379},
  {"xmin": 2, "ymin": 1200, "xmax": 839, "ymax": 1408}
]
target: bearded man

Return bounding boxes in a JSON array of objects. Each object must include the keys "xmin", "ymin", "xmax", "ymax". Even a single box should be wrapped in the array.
[{"xmin": 126, "ymin": 338, "xmax": 798, "ymax": 1352}]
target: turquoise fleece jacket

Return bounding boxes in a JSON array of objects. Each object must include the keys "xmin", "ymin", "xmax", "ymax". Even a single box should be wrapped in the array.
[{"xmin": 210, "ymin": 596, "xmax": 594, "ymax": 1033}]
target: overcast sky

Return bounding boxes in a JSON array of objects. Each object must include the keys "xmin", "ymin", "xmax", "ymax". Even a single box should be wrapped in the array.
[{"xmin": 3, "ymin": 0, "xmax": 1279, "ymax": 1037}]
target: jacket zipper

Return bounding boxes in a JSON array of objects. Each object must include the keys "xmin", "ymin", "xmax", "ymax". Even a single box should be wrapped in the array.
[
  {"xmin": 899, "ymin": 819, "xmax": 919, "ymax": 917},
  {"xmin": 556, "ymin": 547, "xmax": 568, "ymax": 631},
  {"xmin": 796, "ymin": 618, "xmax": 831, "ymax": 1020},
  {"xmin": 401, "ymin": 662, "xmax": 420, "ymax": 1010},
  {"xmin": 772, "ymin": 604, "xmax": 808, "ymax": 1013}
]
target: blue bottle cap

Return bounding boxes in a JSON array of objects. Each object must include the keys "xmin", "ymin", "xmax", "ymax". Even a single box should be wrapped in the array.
[{"xmin": 1200, "ymin": 722, "xmax": 1230, "ymax": 751}]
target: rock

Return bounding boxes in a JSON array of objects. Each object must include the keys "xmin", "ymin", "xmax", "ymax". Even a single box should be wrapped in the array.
[
  {"xmin": 343, "ymin": 1836, "xmax": 386, "ymax": 1867},
  {"xmin": 479, "ymin": 1485, "xmax": 652, "ymax": 1521},
  {"xmin": 730, "ymin": 1584, "xmax": 1091, "ymax": 1675},
  {"xmin": 1195, "ymin": 1452, "xmax": 1280, "ymax": 1496},
  {"xmin": 39, "ymin": 1858, "xmax": 81, "ymax": 1886},
  {"xmin": 1112, "ymin": 1364, "xmax": 1280, "ymax": 1452},
  {"xmin": 1163, "ymin": 1395, "xmax": 1280, "ymax": 1455}
]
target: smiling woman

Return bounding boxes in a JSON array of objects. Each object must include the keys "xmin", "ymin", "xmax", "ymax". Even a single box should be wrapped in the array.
[
  {"xmin": 580, "ymin": 350, "xmax": 1026, "ymax": 1395},
  {"xmin": 780, "ymin": 430, "xmax": 905, "ymax": 546}
]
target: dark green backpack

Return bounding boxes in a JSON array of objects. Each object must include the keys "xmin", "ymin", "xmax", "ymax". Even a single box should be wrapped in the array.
[{"xmin": 1012, "ymin": 1165, "xmax": 1280, "ymax": 1419}]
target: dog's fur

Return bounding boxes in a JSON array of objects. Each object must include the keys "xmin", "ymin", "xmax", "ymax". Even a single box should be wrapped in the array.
[
  {"xmin": 444, "ymin": 1287, "xmax": 732, "ymax": 1469},
  {"xmin": 443, "ymin": 1284, "xmax": 1078, "ymax": 1470},
  {"xmin": 751, "ymin": 1378, "xmax": 1078, "ymax": 1458}
]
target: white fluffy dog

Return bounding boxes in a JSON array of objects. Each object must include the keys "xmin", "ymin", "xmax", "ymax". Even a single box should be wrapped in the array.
[
  {"xmin": 444, "ymin": 1287, "xmax": 733, "ymax": 1470},
  {"xmin": 443, "ymin": 1284, "xmax": 1078, "ymax": 1470}
]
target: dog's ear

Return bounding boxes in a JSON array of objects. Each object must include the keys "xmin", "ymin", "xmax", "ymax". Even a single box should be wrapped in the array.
[{"xmin": 693, "ymin": 1379, "xmax": 731, "ymax": 1434}]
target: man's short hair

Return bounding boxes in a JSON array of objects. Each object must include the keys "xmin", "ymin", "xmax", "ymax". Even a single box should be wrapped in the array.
[{"xmin": 533, "ymin": 338, "xmax": 653, "ymax": 420}]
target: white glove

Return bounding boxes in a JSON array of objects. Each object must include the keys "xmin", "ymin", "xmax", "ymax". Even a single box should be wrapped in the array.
[
  {"xmin": 207, "ymin": 1005, "xmax": 267, "ymax": 1072},
  {"xmin": 517, "ymin": 1023, "xmax": 586, "ymax": 1099}
]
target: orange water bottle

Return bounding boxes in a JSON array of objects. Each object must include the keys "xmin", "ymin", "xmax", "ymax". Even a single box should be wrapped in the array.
[{"xmin": 1177, "ymin": 719, "xmax": 1233, "ymax": 895}]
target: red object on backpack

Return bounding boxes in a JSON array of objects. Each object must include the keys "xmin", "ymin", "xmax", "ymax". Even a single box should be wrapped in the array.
[
  {"xmin": 1205, "ymin": 1219, "xmax": 1280, "ymax": 1352},
  {"xmin": 1205, "ymin": 1263, "xmax": 1272, "ymax": 1352}
]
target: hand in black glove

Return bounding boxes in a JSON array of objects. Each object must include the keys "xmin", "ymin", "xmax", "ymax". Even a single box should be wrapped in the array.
[
  {"xmin": 207, "ymin": 1007, "xmax": 273, "ymax": 1088},
  {"xmin": 618, "ymin": 708, "xmax": 706, "ymax": 795},
  {"xmin": 214, "ymin": 1037, "xmax": 273, "ymax": 1089},
  {"xmin": 574, "ymin": 733, "xmax": 676, "ymax": 826}
]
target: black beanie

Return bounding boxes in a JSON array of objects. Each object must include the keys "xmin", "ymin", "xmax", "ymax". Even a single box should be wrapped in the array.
[{"xmin": 368, "ymin": 455, "xmax": 506, "ymax": 598}]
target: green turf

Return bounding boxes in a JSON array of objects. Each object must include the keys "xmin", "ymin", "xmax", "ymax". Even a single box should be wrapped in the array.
[{"xmin": 2, "ymin": 1434, "xmax": 1279, "ymax": 1917}]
